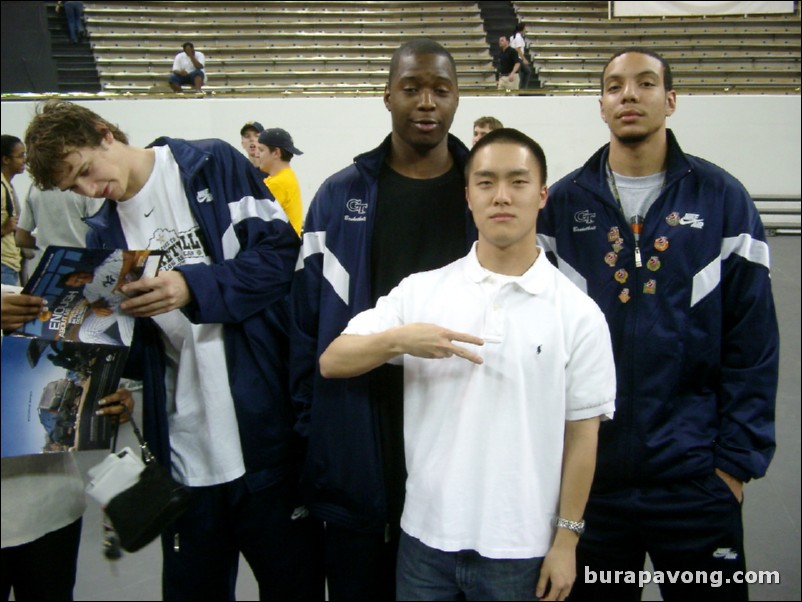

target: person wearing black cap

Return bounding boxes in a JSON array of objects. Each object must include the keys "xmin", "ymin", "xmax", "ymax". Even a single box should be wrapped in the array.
[
  {"xmin": 240, "ymin": 121, "xmax": 264, "ymax": 169},
  {"xmin": 258, "ymin": 128, "xmax": 303, "ymax": 237}
]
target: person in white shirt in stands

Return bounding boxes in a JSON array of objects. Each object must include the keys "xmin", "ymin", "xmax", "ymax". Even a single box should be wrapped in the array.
[
  {"xmin": 168, "ymin": 42, "xmax": 205, "ymax": 93},
  {"xmin": 319, "ymin": 128, "xmax": 616, "ymax": 601},
  {"xmin": 511, "ymin": 22, "xmax": 532, "ymax": 89}
]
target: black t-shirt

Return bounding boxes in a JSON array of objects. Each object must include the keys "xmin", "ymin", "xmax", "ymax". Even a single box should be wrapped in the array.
[
  {"xmin": 498, "ymin": 46, "xmax": 520, "ymax": 76},
  {"xmin": 370, "ymin": 160, "xmax": 467, "ymax": 525}
]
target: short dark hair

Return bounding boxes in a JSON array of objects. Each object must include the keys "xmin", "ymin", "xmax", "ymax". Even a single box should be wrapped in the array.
[
  {"xmin": 466, "ymin": 128, "xmax": 548, "ymax": 185},
  {"xmin": 268, "ymin": 146, "xmax": 293, "ymax": 162},
  {"xmin": 601, "ymin": 47, "xmax": 673, "ymax": 92},
  {"xmin": 182, "ymin": 42, "xmax": 194, "ymax": 51},
  {"xmin": 1, "ymin": 135, "xmax": 22, "ymax": 159},
  {"xmin": 388, "ymin": 39, "xmax": 457, "ymax": 86},
  {"xmin": 24, "ymin": 100, "xmax": 129, "ymax": 190}
]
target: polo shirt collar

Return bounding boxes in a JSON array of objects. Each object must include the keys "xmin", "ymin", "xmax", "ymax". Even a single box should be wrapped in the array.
[{"xmin": 464, "ymin": 242, "xmax": 548, "ymax": 296}]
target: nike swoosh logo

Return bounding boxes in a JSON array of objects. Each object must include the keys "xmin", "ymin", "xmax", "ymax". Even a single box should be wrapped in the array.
[{"xmin": 144, "ymin": 209, "xmax": 155, "ymax": 217}]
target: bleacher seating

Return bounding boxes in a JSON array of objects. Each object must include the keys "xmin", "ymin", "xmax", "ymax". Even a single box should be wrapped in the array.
[
  {"xmin": 84, "ymin": 1, "xmax": 495, "ymax": 95},
  {"xmin": 516, "ymin": 0, "xmax": 801, "ymax": 94},
  {"xmin": 76, "ymin": 0, "xmax": 801, "ymax": 97}
]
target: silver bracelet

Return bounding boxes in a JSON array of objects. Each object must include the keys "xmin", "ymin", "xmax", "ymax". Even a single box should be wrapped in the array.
[{"xmin": 554, "ymin": 516, "xmax": 585, "ymax": 535}]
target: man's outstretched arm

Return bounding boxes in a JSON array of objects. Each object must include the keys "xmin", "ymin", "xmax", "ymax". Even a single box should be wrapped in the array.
[{"xmin": 320, "ymin": 323, "xmax": 484, "ymax": 379}]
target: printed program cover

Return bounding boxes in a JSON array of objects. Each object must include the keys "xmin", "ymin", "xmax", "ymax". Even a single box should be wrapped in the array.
[
  {"xmin": 1, "ymin": 338, "xmax": 128, "ymax": 456},
  {"xmin": 1, "ymin": 246, "xmax": 162, "ymax": 457},
  {"xmin": 19, "ymin": 247, "xmax": 162, "ymax": 347}
]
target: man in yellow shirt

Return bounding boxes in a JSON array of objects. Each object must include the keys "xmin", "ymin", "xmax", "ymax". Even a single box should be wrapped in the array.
[{"xmin": 258, "ymin": 128, "xmax": 303, "ymax": 236}]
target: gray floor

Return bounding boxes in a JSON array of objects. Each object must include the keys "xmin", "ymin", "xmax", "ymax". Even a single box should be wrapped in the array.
[{"xmin": 66, "ymin": 237, "xmax": 800, "ymax": 601}]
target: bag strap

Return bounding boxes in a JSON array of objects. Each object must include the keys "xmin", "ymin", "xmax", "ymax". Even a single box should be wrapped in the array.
[
  {"xmin": 111, "ymin": 408, "xmax": 156, "ymax": 464},
  {"xmin": 104, "ymin": 407, "xmax": 154, "ymax": 560}
]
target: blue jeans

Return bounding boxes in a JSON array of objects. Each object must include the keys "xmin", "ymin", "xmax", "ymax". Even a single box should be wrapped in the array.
[
  {"xmin": 64, "ymin": 1, "xmax": 85, "ymax": 43},
  {"xmin": 1, "ymin": 264, "xmax": 20, "ymax": 286},
  {"xmin": 396, "ymin": 531, "xmax": 543, "ymax": 601},
  {"xmin": 168, "ymin": 70, "xmax": 205, "ymax": 87}
]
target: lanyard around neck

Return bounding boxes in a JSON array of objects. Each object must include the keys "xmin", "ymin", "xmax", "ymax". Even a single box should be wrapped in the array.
[{"xmin": 606, "ymin": 161, "xmax": 645, "ymax": 268}]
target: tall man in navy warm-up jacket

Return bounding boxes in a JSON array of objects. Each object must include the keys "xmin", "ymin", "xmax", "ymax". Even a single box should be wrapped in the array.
[
  {"xmin": 291, "ymin": 39, "xmax": 478, "ymax": 600},
  {"xmin": 538, "ymin": 48, "xmax": 779, "ymax": 601},
  {"xmin": 25, "ymin": 100, "xmax": 323, "ymax": 601}
]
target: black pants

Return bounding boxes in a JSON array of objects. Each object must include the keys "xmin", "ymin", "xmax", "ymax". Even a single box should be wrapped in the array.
[
  {"xmin": 570, "ymin": 474, "xmax": 748, "ymax": 601},
  {"xmin": 1, "ymin": 518, "xmax": 82, "ymax": 601},
  {"xmin": 161, "ymin": 477, "xmax": 324, "ymax": 601},
  {"xmin": 325, "ymin": 522, "xmax": 401, "ymax": 601}
]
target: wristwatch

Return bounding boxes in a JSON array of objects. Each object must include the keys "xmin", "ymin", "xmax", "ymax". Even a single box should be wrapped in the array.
[{"xmin": 554, "ymin": 516, "xmax": 585, "ymax": 536}]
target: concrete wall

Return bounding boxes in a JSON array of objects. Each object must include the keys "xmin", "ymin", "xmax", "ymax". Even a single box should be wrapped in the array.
[{"xmin": 2, "ymin": 94, "xmax": 799, "ymax": 215}]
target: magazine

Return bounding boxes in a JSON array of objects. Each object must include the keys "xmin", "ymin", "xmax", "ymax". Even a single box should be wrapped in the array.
[
  {"xmin": 1, "ymin": 247, "xmax": 162, "ymax": 457},
  {"xmin": 19, "ymin": 247, "xmax": 162, "ymax": 347}
]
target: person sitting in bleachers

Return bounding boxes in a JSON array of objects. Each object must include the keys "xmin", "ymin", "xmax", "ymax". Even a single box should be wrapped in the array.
[{"xmin": 168, "ymin": 42, "xmax": 206, "ymax": 94}]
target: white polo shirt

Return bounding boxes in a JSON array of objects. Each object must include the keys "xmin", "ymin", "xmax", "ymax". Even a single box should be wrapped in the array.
[{"xmin": 344, "ymin": 243, "xmax": 616, "ymax": 559}]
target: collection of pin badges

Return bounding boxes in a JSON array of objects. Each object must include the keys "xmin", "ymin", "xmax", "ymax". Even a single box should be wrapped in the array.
[{"xmin": 607, "ymin": 213, "xmax": 679, "ymax": 303}]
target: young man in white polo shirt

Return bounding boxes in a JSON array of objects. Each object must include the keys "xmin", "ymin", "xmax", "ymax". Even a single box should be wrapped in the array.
[{"xmin": 319, "ymin": 128, "xmax": 616, "ymax": 601}]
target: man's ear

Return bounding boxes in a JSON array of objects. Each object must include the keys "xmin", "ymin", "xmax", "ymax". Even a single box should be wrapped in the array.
[
  {"xmin": 101, "ymin": 129, "xmax": 115, "ymax": 149},
  {"xmin": 383, "ymin": 84, "xmax": 391, "ymax": 112},
  {"xmin": 665, "ymin": 90, "xmax": 677, "ymax": 117},
  {"xmin": 539, "ymin": 185, "xmax": 549, "ymax": 210}
]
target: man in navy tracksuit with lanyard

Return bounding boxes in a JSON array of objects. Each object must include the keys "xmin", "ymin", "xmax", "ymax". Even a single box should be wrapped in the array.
[{"xmin": 538, "ymin": 48, "xmax": 779, "ymax": 600}]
